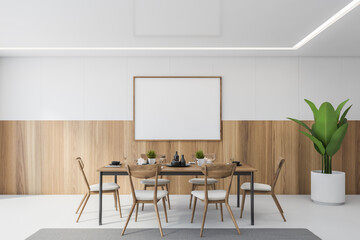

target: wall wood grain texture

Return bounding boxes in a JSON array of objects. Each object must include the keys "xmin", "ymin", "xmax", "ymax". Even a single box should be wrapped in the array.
[{"xmin": 0, "ymin": 120, "xmax": 359, "ymax": 195}]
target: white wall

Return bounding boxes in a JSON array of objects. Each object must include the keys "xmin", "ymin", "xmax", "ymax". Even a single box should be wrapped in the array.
[{"xmin": 0, "ymin": 57, "xmax": 359, "ymax": 120}]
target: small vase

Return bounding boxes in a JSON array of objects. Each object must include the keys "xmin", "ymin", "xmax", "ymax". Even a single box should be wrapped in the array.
[
  {"xmin": 180, "ymin": 155, "xmax": 186, "ymax": 166},
  {"xmin": 171, "ymin": 158, "xmax": 179, "ymax": 166}
]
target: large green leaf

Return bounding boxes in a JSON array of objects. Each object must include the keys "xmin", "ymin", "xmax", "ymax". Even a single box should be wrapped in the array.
[
  {"xmin": 313, "ymin": 102, "xmax": 338, "ymax": 146},
  {"xmin": 304, "ymin": 99, "xmax": 318, "ymax": 120},
  {"xmin": 326, "ymin": 123, "xmax": 348, "ymax": 156},
  {"xmin": 300, "ymin": 131, "xmax": 325, "ymax": 155},
  {"xmin": 311, "ymin": 123, "xmax": 317, "ymax": 137},
  {"xmin": 311, "ymin": 124, "xmax": 322, "ymax": 154},
  {"xmin": 313, "ymin": 144, "xmax": 322, "ymax": 155},
  {"xmin": 339, "ymin": 118, "xmax": 348, "ymax": 128},
  {"xmin": 287, "ymin": 117, "xmax": 312, "ymax": 133},
  {"xmin": 335, "ymin": 99, "xmax": 349, "ymax": 121},
  {"xmin": 338, "ymin": 105, "xmax": 352, "ymax": 127}
]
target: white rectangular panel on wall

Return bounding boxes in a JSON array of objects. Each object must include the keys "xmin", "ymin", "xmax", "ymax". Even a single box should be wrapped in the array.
[
  {"xmin": 134, "ymin": 0, "xmax": 221, "ymax": 36},
  {"xmin": 134, "ymin": 77, "xmax": 221, "ymax": 140}
]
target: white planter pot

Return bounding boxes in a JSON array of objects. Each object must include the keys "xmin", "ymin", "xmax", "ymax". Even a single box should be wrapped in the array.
[
  {"xmin": 148, "ymin": 158, "xmax": 156, "ymax": 165},
  {"xmin": 197, "ymin": 158, "xmax": 205, "ymax": 166},
  {"xmin": 311, "ymin": 170, "xmax": 345, "ymax": 205}
]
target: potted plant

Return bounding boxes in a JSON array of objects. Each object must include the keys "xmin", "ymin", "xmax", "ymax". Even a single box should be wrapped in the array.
[
  {"xmin": 196, "ymin": 150, "xmax": 205, "ymax": 166},
  {"xmin": 288, "ymin": 99, "xmax": 351, "ymax": 205},
  {"xmin": 147, "ymin": 150, "xmax": 156, "ymax": 165}
]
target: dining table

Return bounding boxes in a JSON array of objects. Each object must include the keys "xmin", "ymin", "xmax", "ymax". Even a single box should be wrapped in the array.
[{"xmin": 97, "ymin": 163, "xmax": 257, "ymax": 226}]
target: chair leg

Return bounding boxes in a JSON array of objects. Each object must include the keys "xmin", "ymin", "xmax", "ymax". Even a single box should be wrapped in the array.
[
  {"xmin": 121, "ymin": 203, "xmax": 136, "ymax": 236},
  {"xmin": 225, "ymin": 202, "xmax": 241, "ymax": 235},
  {"xmin": 76, "ymin": 193, "xmax": 90, "ymax": 223},
  {"xmin": 154, "ymin": 203, "xmax": 164, "ymax": 237},
  {"xmin": 191, "ymin": 197, "xmax": 197, "ymax": 223},
  {"xmin": 220, "ymin": 203, "xmax": 223, "ymax": 222},
  {"xmin": 213, "ymin": 185, "xmax": 218, "ymax": 210},
  {"xmin": 135, "ymin": 203, "xmax": 139, "ymax": 222},
  {"xmin": 162, "ymin": 197, "xmax": 168, "ymax": 223},
  {"xmin": 142, "ymin": 185, "xmax": 147, "ymax": 211},
  {"xmin": 189, "ymin": 184, "xmax": 195, "ymax": 209},
  {"xmin": 200, "ymin": 202, "xmax": 208, "ymax": 237},
  {"xmin": 113, "ymin": 192, "xmax": 118, "ymax": 211},
  {"xmin": 165, "ymin": 184, "xmax": 171, "ymax": 210},
  {"xmin": 116, "ymin": 190, "xmax": 122, "ymax": 218},
  {"xmin": 76, "ymin": 193, "xmax": 87, "ymax": 214},
  {"xmin": 240, "ymin": 190, "xmax": 247, "ymax": 218},
  {"xmin": 271, "ymin": 193, "xmax": 286, "ymax": 222}
]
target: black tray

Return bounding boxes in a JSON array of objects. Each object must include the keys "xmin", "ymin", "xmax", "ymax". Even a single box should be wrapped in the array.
[{"xmin": 165, "ymin": 164, "xmax": 191, "ymax": 167}]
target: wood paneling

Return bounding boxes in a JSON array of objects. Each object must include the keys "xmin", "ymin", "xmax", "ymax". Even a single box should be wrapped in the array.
[{"xmin": 0, "ymin": 120, "xmax": 359, "ymax": 195}]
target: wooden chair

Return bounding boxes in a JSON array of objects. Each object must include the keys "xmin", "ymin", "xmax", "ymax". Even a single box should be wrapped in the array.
[
  {"xmin": 191, "ymin": 163, "xmax": 240, "ymax": 237},
  {"xmin": 189, "ymin": 153, "xmax": 218, "ymax": 209},
  {"xmin": 75, "ymin": 157, "xmax": 122, "ymax": 222},
  {"xmin": 139, "ymin": 154, "xmax": 171, "ymax": 211},
  {"xmin": 122, "ymin": 164, "xmax": 168, "ymax": 237},
  {"xmin": 240, "ymin": 158, "xmax": 286, "ymax": 222}
]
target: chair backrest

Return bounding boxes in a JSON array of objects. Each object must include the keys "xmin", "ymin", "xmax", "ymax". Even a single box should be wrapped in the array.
[
  {"xmin": 127, "ymin": 164, "xmax": 161, "ymax": 202},
  {"xmin": 76, "ymin": 157, "xmax": 90, "ymax": 190},
  {"xmin": 140, "ymin": 153, "xmax": 148, "ymax": 160},
  {"xmin": 271, "ymin": 158, "xmax": 285, "ymax": 190},
  {"xmin": 141, "ymin": 153, "xmax": 166, "ymax": 161},
  {"xmin": 192, "ymin": 153, "xmax": 216, "ymax": 163},
  {"xmin": 204, "ymin": 153, "xmax": 216, "ymax": 162},
  {"xmin": 201, "ymin": 163, "xmax": 236, "ymax": 201}
]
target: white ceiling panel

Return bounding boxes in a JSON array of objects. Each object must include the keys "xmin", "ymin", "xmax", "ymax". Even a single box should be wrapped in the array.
[
  {"xmin": 0, "ymin": 0, "xmax": 359, "ymax": 56},
  {"xmin": 134, "ymin": 0, "xmax": 221, "ymax": 36}
]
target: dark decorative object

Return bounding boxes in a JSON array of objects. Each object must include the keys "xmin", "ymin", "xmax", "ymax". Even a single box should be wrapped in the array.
[
  {"xmin": 174, "ymin": 151, "xmax": 179, "ymax": 161},
  {"xmin": 232, "ymin": 161, "xmax": 241, "ymax": 166},
  {"xmin": 171, "ymin": 158, "xmax": 180, "ymax": 166},
  {"xmin": 171, "ymin": 151, "xmax": 180, "ymax": 166},
  {"xmin": 166, "ymin": 163, "xmax": 190, "ymax": 167},
  {"xmin": 180, "ymin": 155, "xmax": 186, "ymax": 166}
]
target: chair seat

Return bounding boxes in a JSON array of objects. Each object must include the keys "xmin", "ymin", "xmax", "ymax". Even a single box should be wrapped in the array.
[
  {"xmin": 189, "ymin": 178, "xmax": 218, "ymax": 185},
  {"xmin": 140, "ymin": 179, "xmax": 170, "ymax": 185},
  {"xmin": 241, "ymin": 182, "xmax": 272, "ymax": 192},
  {"xmin": 134, "ymin": 190, "xmax": 168, "ymax": 201},
  {"xmin": 191, "ymin": 190, "xmax": 226, "ymax": 201},
  {"xmin": 90, "ymin": 182, "xmax": 120, "ymax": 192}
]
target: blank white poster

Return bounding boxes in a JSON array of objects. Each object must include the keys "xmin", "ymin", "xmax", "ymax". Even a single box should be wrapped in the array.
[{"xmin": 134, "ymin": 77, "xmax": 221, "ymax": 140}]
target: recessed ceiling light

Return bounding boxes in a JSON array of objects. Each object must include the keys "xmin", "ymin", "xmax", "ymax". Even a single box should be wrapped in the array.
[
  {"xmin": 0, "ymin": 0, "xmax": 358, "ymax": 51},
  {"xmin": 293, "ymin": 0, "xmax": 360, "ymax": 49}
]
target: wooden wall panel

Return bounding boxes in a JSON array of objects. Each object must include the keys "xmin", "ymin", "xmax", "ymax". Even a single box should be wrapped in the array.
[{"xmin": 0, "ymin": 120, "xmax": 359, "ymax": 195}]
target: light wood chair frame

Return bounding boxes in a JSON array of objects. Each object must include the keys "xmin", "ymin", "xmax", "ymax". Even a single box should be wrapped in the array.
[
  {"xmin": 139, "ymin": 154, "xmax": 171, "ymax": 211},
  {"xmin": 190, "ymin": 163, "xmax": 240, "ymax": 237},
  {"xmin": 240, "ymin": 158, "xmax": 286, "ymax": 222},
  {"xmin": 75, "ymin": 157, "xmax": 122, "ymax": 223},
  {"xmin": 122, "ymin": 164, "xmax": 168, "ymax": 237},
  {"xmin": 189, "ymin": 153, "xmax": 218, "ymax": 210}
]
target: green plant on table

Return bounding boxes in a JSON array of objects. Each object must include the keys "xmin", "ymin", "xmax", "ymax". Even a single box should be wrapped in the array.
[
  {"xmin": 147, "ymin": 150, "xmax": 156, "ymax": 159},
  {"xmin": 195, "ymin": 150, "xmax": 205, "ymax": 159},
  {"xmin": 288, "ymin": 99, "xmax": 351, "ymax": 174}
]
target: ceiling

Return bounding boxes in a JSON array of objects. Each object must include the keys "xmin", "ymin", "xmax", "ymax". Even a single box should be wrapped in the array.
[{"xmin": 0, "ymin": 0, "xmax": 359, "ymax": 56}]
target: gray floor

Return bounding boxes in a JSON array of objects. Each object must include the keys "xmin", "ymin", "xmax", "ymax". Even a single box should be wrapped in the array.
[
  {"xmin": 2, "ymin": 195, "xmax": 359, "ymax": 240},
  {"xmin": 27, "ymin": 228, "xmax": 320, "ymax": 240}
]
